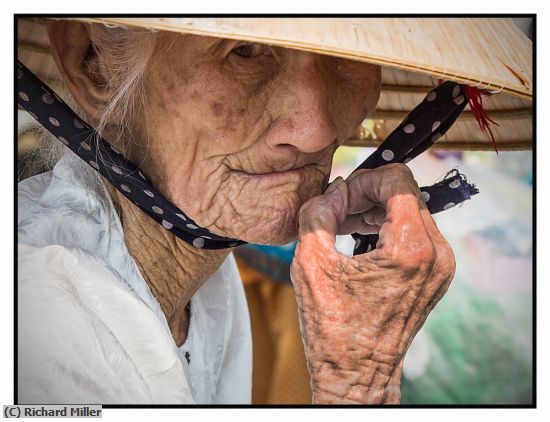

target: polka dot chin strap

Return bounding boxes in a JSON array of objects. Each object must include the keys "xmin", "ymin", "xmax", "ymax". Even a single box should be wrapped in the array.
[
  {"xmin": 17, "ymin": 60, "xmax": 478, "ymax": 252},
  {"xmin": 351, "ymin": 80, "xmax": 479, "ymax": 255},
  {"xmin": 17, "ymin": 60, "xmax": 244, "ymax": 250}
]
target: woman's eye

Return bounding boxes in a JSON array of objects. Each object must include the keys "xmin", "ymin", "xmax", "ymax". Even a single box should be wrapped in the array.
[{"xmin": 231, "ymin": 43, "xmax": 266, "ymax": 59}]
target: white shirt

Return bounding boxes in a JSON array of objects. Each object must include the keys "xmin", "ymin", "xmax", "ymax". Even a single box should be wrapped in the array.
[{"xmin": 17, "ymin": 152, "xmax": 252, "ymax": 404}]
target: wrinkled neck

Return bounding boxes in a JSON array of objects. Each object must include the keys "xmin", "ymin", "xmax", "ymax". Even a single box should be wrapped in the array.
[{"xmin": 105, "ymin": 182, "xmax": 230, "ymax": 346}]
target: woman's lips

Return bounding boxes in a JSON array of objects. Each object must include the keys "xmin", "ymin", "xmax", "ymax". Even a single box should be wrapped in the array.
[{"xmin": 234, "ymin": 166, "xmax": 307, "ymax": 184}]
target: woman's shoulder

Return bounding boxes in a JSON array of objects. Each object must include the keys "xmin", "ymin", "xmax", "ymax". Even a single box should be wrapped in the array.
[
  {"xmin": 18, "ymin": 244, "xmax": 194, "ymax": 404},
  {"xmin": 18, "ymin": 155, "xmax": 115, "ymax": 249},
  {"xmin": 18, "ymin": 243, "xmax": 134, "ymax": 299}
]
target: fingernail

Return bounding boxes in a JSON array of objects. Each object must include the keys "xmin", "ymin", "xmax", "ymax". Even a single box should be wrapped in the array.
[{"xmin": 325, "ymin": 176, "xmax": 344, "ymax": 194}]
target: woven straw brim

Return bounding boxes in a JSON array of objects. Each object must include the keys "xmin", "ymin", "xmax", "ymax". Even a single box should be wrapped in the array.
[{"xmin": 18, "ymin": 17, "xmax": 533, "ymax": 151}]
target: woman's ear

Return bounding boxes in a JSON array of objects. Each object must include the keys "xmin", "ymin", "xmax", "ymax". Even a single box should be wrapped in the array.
[{"xmin": 47, "ymin": 20, "xmax": 111, "ymax": 122}]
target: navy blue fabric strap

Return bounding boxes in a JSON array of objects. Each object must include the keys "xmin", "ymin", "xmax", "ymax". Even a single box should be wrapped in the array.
[
  {"xmin": 352, "ymin": 82, "xmax": 479, "ymax": 255},
  {"xmin": 356, "ymin": 82, "xmax": 469, "ymax": 170},
  {"xmin": 17, "ymin": 60, "xmax": 478, "ymax": 252}
]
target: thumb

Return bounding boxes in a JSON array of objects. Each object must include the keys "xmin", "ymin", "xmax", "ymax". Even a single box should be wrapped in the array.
[{"xmin": 298, "ymin": 176, "xmax": 348, "ymax": 242}]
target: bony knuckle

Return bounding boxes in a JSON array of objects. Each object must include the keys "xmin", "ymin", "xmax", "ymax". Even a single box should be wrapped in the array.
[
  {"xmin": 300, "ymin": 200, "xmax": 332, "ymax": 230},
  {"xmin": 386, "ymin": 162, "xmax": 414, "ymax": 179},
  {"xmin": 423, "ymin": 241, "xmax": 438, "ymax": 263},
  {"xmin": 299, "ymin": 197, "xmax": 321, "ymax": 218},
  {"xmin": 393, "ymin": 240, "xmax": 436, "ymax": 274},
  {"xmin": 437, "ymin": 241, "xmax": 456, "ymax": 280}
]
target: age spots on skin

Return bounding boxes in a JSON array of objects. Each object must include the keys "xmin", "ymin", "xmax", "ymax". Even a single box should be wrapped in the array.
[
  {"xmin": 211, "ymin": 101, "xmax": 238, "ymax": 134},
  {"xmin": 211, "ymin": 101, "xmax": 224, "ymax": 117}
]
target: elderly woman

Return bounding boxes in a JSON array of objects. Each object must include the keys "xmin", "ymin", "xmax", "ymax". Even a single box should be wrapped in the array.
[{"xmin": 18, "ymin": 19, "xmax": 457, "ymax": 404}]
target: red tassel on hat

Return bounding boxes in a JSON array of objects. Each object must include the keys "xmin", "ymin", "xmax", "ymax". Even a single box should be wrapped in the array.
[
  {"xmin": 464, "ymin": 86, "xmax": 500, "ymax": 154},
  {"xmin": 436, "ymin": 79, "xmax": 500, "ymax": 153}
]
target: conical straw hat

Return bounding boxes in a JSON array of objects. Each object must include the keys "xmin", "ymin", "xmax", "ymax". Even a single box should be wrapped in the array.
[{"xmin": 17, "ymin": 17, "xmax": 533, "ymax": 150}]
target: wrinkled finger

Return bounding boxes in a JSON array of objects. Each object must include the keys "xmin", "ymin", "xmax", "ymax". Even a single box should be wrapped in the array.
[
  {"xmin": 298, "ymin": 176, "xmax": 349, "ymax": 249},
  {"xmin": 346, "ymin": 165, "xmax": 435, "ymax": 264},
  {"xmin": 337, "ymin": 213, "xmax": 381, "ymax": 236},
  {"xmin": 346, "ymin": 165, "xmax": 423, "ymax": 216},
  {"xmin": 418, "ymin": 207, "xmax": 456, "ymax": 282},
  {"xmin": 345, "ymin": 169, "xmax": 381, "ymax": 214},
  {"xmin": 337, "ymin": 207, "xmax": 385, "ymax": 235}
]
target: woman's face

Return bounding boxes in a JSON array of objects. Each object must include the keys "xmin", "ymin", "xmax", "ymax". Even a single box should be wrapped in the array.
[{"xmin": 131, "ymin": 32, "xmax": 381, "ymax": 245}]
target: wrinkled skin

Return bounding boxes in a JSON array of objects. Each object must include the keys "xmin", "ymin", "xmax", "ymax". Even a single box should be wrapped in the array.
[
  {"xmin": 130, "ymin": 32, "xmax": 382, "ymax": 245},
  {"xmin": 290, "ymin": 165, "xmax": 455, "ymax": 403},
  {"xmin": 48, "ymin": 21, "xmax": 456, "ymax": 404}
]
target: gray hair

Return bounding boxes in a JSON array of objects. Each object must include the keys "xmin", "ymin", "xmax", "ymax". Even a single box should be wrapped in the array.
[{"xmin": 20, "ymin": 22, "xmax": 159, "ymax": 180}]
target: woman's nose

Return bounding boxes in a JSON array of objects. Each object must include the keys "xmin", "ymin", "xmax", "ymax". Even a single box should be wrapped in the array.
[{"xmin": 264, "ymin": 53, "xmax": 338, "ymax": 153}]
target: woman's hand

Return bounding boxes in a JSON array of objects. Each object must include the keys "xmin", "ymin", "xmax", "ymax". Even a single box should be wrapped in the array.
[{"xmin": 290, "ymin": 164, "xmax": 456, "ymax": 404}]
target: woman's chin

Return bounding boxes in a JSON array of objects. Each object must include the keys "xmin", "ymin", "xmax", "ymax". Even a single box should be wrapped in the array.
[
  {"xmin": 222, "ymin": 207, "xmax": 299, "ymax": 246},
  {"xmin": 200, "ymin": 180, "xmax": 326, "ymax": 246},
  {"xmin": 237, "ymin": 218, "xmax": 299, "ymax": 246}
]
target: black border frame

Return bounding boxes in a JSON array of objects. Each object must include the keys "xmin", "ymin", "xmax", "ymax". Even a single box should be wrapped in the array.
[{"xmin": 14, "ymin": 13, "xmax": 537, "ymax": 409}]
